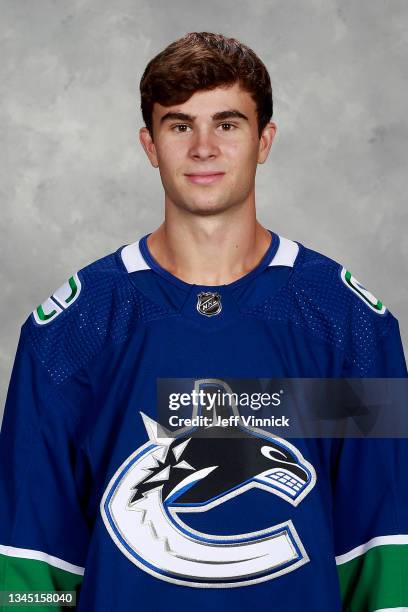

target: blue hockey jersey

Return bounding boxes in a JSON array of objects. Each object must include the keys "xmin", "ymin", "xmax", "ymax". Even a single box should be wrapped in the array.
[{"xmin": 1, "ymin": 231, "xmax": 407, "ymax": 611}]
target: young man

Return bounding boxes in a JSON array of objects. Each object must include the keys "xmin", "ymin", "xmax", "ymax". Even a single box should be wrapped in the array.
[{"xmin": 1, "ymin": 32, "xmax": 407, "ymax": 611}]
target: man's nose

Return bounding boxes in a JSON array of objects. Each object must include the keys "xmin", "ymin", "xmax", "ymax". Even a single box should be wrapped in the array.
[{"xmin": 189, "ymin": 128, "xmax": 219, "ymax": 160}]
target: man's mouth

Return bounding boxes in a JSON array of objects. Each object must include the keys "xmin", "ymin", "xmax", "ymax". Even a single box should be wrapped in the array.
[{"xmin": 184, "ymin": 172, "xmax": 225, "ymax": 185}]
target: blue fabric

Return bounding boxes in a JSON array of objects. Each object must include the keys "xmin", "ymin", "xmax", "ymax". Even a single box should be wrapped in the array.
[{"xmin": 1, "ymin": 232, "xmax": 407, "ymax": 611}]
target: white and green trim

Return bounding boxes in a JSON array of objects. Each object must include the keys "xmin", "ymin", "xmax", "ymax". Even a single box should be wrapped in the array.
[
  {"xmin": 0, "ymin": 544, "xmax": 84, "ymax": 575},
  {"xmin": 335, "ymin": 535, "xmax": 408, "ymax": 566},
  {"xmin": 336, "ymin": 535, "xmax": 408, "ymax": 611},
  {"xmin": 0, "ymin": 545, "xmax": 85, "ymax": 602},
  {"xmin": 373, "ymin": 608, "xmax": 408, "ymax": 611}
]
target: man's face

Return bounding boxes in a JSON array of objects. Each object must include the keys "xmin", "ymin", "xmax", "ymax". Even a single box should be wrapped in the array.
[{"xmin": 139, "ymin": 82, "xmax": 276, "ymax": 215}]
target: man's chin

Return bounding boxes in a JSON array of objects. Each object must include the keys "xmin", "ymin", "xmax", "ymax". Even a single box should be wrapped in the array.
[{"xmin": 177, "ymin": 198, "xmax": 238, "ymax": 216}]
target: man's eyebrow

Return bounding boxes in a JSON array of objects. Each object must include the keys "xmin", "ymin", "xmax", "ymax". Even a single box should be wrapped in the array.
[{"xmin": 160, "ymin": 109, "xmax": 249, "ymax": 124}]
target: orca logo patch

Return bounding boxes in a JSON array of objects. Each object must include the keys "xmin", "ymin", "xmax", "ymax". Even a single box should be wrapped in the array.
[{"xmin": 100, "ymin": 379, "xmax": 317, "ymax": 588}]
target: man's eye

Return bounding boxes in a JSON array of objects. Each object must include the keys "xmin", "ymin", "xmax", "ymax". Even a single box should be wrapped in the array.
[
  {"xmin": 172, "ymin": 124, "xmax": 191, "ymax": 133},
  {"xmin": 219, "ymin": 123, "xmax": 236, "ymax": 131}
]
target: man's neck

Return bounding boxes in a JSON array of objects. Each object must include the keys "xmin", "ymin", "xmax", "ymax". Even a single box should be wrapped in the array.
[{"xmin": 146, "ymin": 213, "xmax": 272, "ymax": 287}]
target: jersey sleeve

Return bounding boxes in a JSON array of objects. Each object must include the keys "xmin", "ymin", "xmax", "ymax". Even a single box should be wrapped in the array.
[
  {"xmin": 0, "ymin": 325, "xmax": 90, "ymax": 610},
  {"xmin": 334, "ymin": 312, "xmax": 408, "ymax": 611}
]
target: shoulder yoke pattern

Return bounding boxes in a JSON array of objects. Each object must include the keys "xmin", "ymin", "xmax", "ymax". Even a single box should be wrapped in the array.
[
  {"xmin": 23, "ymin": 250, "xmax": 174, "ymax": 384},
  {"xmin": 245, "ymin": 243, "xmax": 394, "ymax": 376}
]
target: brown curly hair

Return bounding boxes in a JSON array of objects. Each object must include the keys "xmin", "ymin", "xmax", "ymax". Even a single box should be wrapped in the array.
[{"xmin": 140, "ymin": 32, "xmax": 273, "ymax": 140}]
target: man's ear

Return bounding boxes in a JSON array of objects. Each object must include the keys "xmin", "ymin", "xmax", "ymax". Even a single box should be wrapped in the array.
[
  {"xmin": 257, "ymin": 122, "xmax": 277, "ymax": 164},
  {"xmin": 139, "ymin": 127, "xmax": 159, "ymax": 168}
]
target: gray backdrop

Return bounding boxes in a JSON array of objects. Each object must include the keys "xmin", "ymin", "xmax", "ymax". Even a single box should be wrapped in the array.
[{"xmin": 1, "ymin": 0, "xmax": 407, "ymax": 415}]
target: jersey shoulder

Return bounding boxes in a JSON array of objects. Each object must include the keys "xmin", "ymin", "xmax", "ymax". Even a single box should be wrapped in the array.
[
  {"xmin": 27, "ymin": 248, "xmax": 125, "ymax": 328},
  {"xmin": 291, "ymin": 240, "xmax": 398, "ymax": 370},
  {"xmin": 294, "ymin": 241, "xmax": 389, "ymax": 317},
  {"xmin": 21, "ymin": 241, "xmax": 170, "ymax": 383},
  {"xmin": 250, "ymin": 235, "xmax": 399, "ymax": 375}
]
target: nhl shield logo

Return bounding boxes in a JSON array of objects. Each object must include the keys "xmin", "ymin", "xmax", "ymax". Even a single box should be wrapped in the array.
[{"xmin": 196, "ymin": 292, "xmax": 222, "ymax": 317}]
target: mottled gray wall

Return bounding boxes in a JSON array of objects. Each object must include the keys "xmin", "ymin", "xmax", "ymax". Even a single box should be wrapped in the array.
[{"xmin": 1, "ymin": 0, "xmax": 407, "ymax": 413}]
